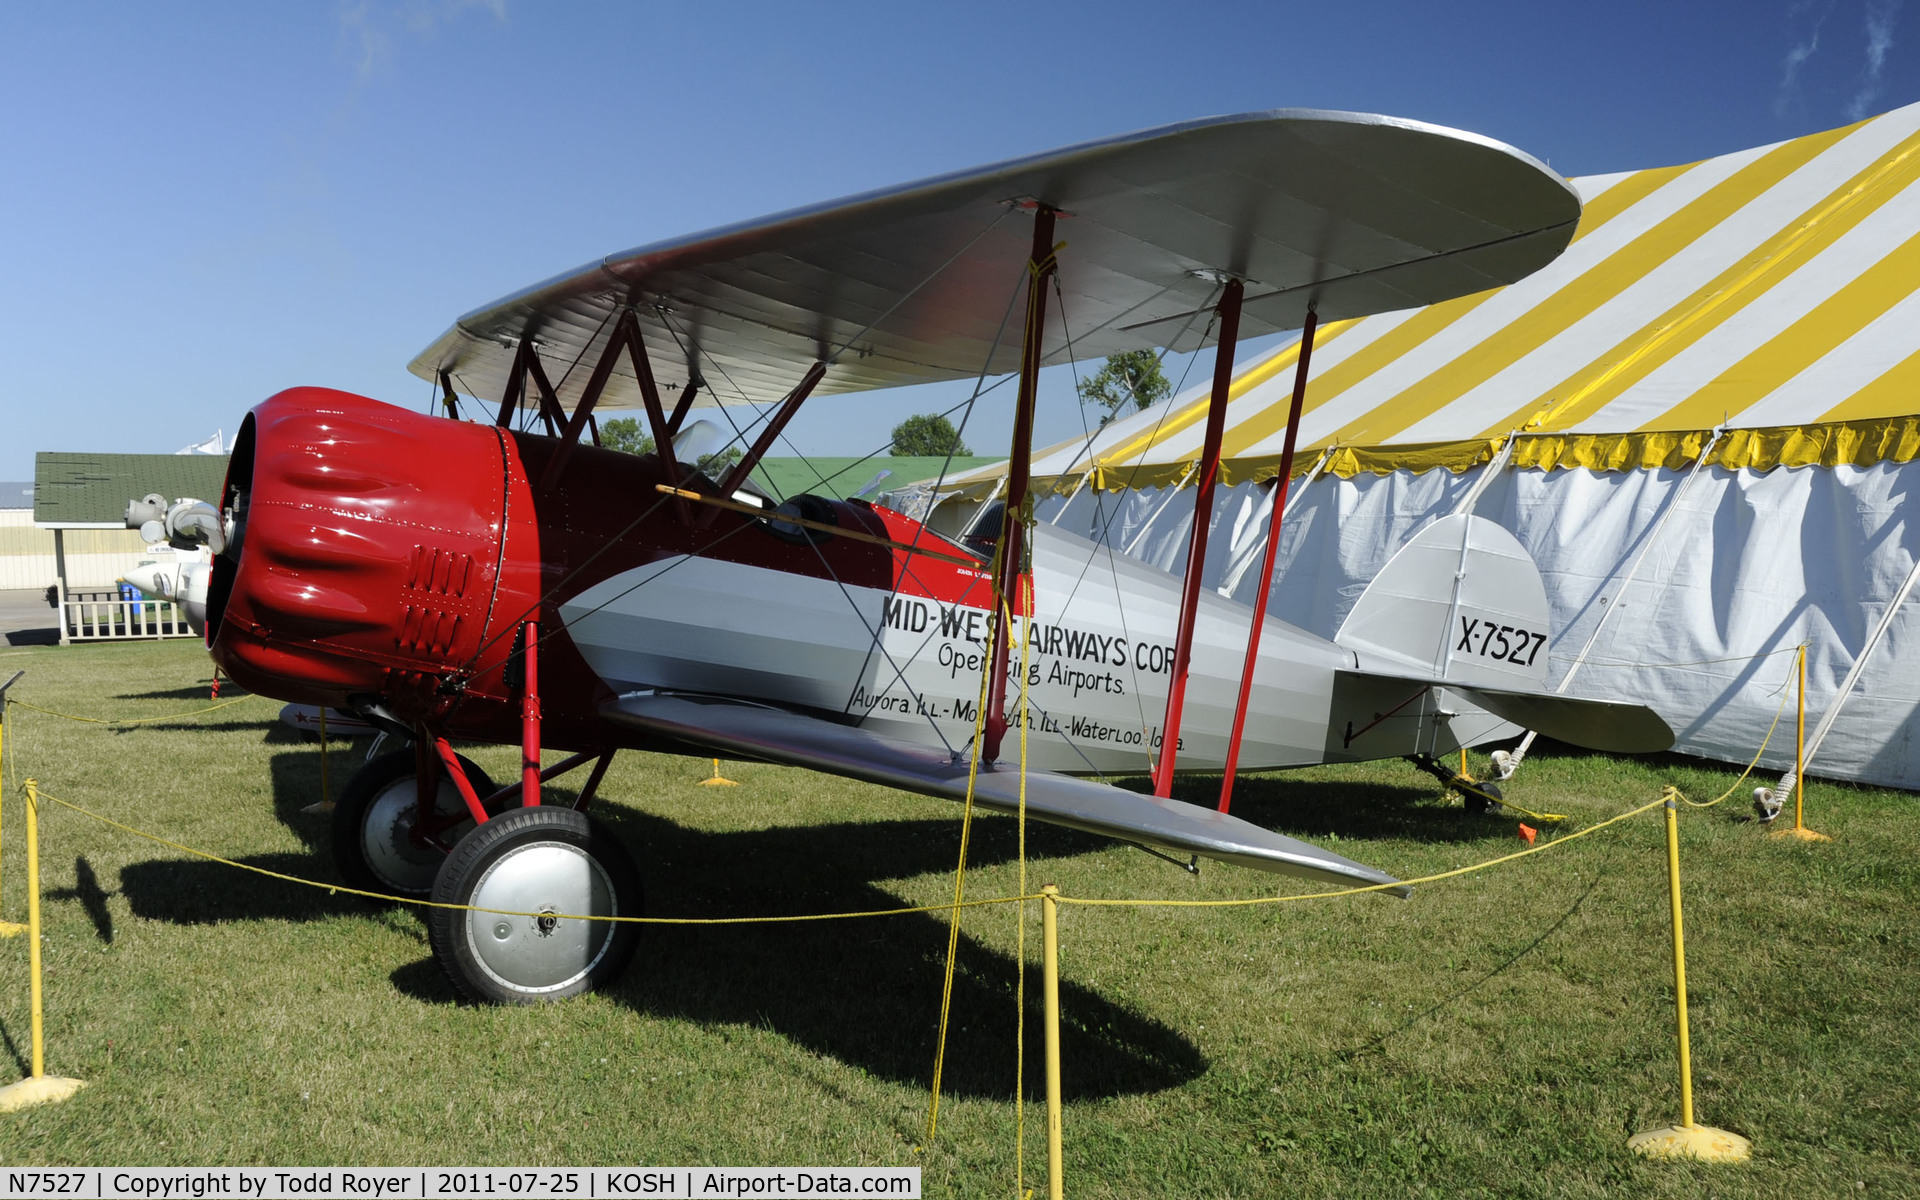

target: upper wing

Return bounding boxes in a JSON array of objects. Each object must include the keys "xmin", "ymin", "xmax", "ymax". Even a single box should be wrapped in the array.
[
  {"xmin": 411, "ymin": 110, "xmax": 1579, "ymax": 410},
  {"xmin": 603, "ymin": 691, "xmax": 1408, "ymax": 895}
]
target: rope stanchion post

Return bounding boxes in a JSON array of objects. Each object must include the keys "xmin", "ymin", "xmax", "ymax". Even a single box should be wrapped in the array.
[
  {"xmin": 0, "ymin": 779, "xmax": 85, "ymax": 1113},
  {"xmin": 1628, "ymin": 797, "xmax": 1749, "ymax": 1162},
  {"xmin": 697, "ymin": 758, "xmax": 738, "ymax": 787},
  {"xmin": 318, "ymin": 708, "xmax": 330, "ymax": 808},
  {"xmin": 0, "ymin": 678, "xmax": 26, "ymax": 938},
  {"xmin": 301, "ymin": 708, "xmax": 336, "ymax": 816},
  {"xmin": 1769, "ymin": 644, "xmax": 1829, "ymax": 842},
  {"xmin": 1040, "ymin": 883, "xmax": 1063, "ymax": 1200}
]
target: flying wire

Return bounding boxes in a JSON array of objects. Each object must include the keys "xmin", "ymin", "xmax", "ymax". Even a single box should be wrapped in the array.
[
  {"xmin": 1045, "ymin": 277, "xmax": 1221, "ymax": 758},
  {"xmin": 832, "ymin": 259, "xmax": 1030, "ymax": 738}
]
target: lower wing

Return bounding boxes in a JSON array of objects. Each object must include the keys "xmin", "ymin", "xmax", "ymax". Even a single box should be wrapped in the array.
[{"xmin": 603, "ymin": 691, "xmax": 1408, "ymax": 896}]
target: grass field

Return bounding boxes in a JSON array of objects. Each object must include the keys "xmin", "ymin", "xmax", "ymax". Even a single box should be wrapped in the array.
[{"xmin": 0, "ymin": 638, "xmax": 1913, "ymax": 1197}]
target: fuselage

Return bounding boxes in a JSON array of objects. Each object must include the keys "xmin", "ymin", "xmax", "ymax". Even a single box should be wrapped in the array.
[{"xmin": 208, "ymin": 388, "xmax": 1395, "ymax": 775}]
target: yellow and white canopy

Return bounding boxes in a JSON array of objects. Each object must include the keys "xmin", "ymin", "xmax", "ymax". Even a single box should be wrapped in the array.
[{"xmin": 988, "ymin": 99, "xmax": 1920, "ymax": 494}]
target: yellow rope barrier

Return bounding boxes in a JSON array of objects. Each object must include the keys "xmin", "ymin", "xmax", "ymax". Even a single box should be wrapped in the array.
[
  {"xmin": 1058, "ymin": 792, "xmax": 1672, "ymax": 910},
  {"xmin": 924, "ymin": 546, "xmax": 1007, "ymax": 1144},
  {"xmin": 35, "ymin": 787, "xmax": 1032, "ymax": 925},
  {"xmin": 1676, "ymin": 666, "xmax": 1792, "ymax": 809},
  {"xmin": 8, "ymin": 693, "xmax": 259, "ymax": 726}
]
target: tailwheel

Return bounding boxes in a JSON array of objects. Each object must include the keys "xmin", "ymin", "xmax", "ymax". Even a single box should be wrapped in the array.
[
  {"xmin": 331, "ymin": 748, "xmax": 500, "ymax": 900},
  {"xmin": 426, "ymin": 806, "xmax": 642, "ymax": 1005},
  {"xmin": 1462, "ymin": 780, "xmax": 1503, "ymax": 816}
]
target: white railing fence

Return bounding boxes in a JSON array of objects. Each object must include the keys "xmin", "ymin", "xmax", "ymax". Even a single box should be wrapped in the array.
[{"xmin": 56, "ymin": 584, "xmax": 195, "ymax": 643}]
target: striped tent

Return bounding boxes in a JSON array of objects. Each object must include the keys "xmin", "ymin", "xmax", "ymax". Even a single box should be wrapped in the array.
[{"xmin": 926, "ymin": 100, "xmax": 1920, "ymax": 791}]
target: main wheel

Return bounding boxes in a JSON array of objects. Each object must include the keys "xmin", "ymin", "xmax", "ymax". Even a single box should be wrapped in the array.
[
  {"xmin": 1463, "ymin": 780, "xmax": 1503, "ymax": 816},
  {"xmin": 331, "ymin": 749, "xmax": 500, "ymax": 900},
  {"xmin": 426, "ymin": 806, "xmax": 642, "ymax": 1005}
]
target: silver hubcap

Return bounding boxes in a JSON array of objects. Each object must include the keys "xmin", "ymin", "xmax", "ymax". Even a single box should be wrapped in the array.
[
  {"xmin": 464, "ymin": 839, "xmax": 616, "ymax": 995},
  {"xmin": 361, "ymin": 776, "xmax": 473, "ymax": 892}
]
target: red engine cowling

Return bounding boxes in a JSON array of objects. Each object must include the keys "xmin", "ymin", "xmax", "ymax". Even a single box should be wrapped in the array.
[
  {"xmin": 207, "ymin": 387, "xmax": 597, "ymax": 747},
  {"xmin": 208, "ymin": 386, "xmax": 906, "ymax": 752}
]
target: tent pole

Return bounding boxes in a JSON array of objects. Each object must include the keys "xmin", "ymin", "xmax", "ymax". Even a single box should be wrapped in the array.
[
  {"xmin": 1047, "ymin": 469, "xmax": 1094, "ymax": 524},
  {"xmin": 1153, "ymin": 279, "xmax": 1244, "ymax": 798},
  {"xmin": 1451, "ymin": 427, "xmax": 1524, "ymax": 517},
  {"xmin": 1120, "ymin": 462, "xmax": 1201, "ymax": 557},
  {"xmin": 982, "ymin": 205, "xmax": 1058, "ymax": 763},
  {"xmin": 1801, "ymin": 547, "xmax": 1920, "ymax": 768},
  {"xmin": 1218, "ymin": 311, "xmax": 1318, "ymax": 813},
  {"xmin": 1217, "ymin": 447, "xmax": 1331, "ymax": 600},
  {"xmin": 1496, "ymin": 425, "xmax": 1726, "ymax": 781}
]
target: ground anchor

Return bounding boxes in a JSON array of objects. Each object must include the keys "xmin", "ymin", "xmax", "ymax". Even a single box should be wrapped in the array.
[{"xmin": 1628, "ymin": 1123, "xmax": 1752, "ymax": 1162}]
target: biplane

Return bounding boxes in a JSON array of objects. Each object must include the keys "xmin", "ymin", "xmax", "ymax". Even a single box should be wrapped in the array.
[{"xmin": 191, "ymin": 110, "xmax": 1672, "ymax": 1003}]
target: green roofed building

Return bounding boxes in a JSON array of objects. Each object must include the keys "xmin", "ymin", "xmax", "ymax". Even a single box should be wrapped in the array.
[
  {"xmin": 746, "ymin": 456, "xmax": 998, "ymax": 504},
  {"xmin": 12, "ymin": 452, "xmax": 230, "ymax": 597},
  {"xmin": 34, "ymin": 452, "xmax": 230, "ymax": 528}
]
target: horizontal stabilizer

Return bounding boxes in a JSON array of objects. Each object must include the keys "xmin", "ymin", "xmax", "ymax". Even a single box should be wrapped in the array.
[
  {"xmin": 604, "ymin": 691, "xmax": 1408, "ymax": 895},
  {"xmin": 1335, "ymin": 670, "xmax": 1673, "ymax": 756},
  {"xmin": 1444, "ymin": 684, "xmax": 1675, "ymax": 755}
]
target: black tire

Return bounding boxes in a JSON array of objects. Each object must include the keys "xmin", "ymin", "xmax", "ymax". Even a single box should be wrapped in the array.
[
  {"xmin": 1463, "ymin": 780, "xmax": 1503, "ymax": 816},
  {"xmin": 426, "ymin": 806, "xmax": 642, "ymax": 1005},
  {"xmin": 331, "ymin": 749, "xmax": 500, "ymax": 901}
]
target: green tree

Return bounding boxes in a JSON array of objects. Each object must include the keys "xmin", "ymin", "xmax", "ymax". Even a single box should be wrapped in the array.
[
  {"xmin": 1076, "ymin": 349, "xmax": 1171, "ymax": 425},
  {"xmin": 890, "ymin": 413, "xmax": 970, "ymax": 457},
  {"xmin": 598, "ymin": 416, "xmax": 741, "ymax": 479},
  {"xmin": 599, "ymin": 416, "xmax": 654, "ymax": 456}
]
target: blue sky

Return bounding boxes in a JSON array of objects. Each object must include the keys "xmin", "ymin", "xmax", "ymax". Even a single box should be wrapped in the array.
[{"xmin": 2, "ymin": 1, "xmax": 1914, "ymax": 481}]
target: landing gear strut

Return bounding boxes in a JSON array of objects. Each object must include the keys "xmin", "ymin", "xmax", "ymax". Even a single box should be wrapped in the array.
[
  {"xmin": 332, "ymin": 748, "xmax": 500, "ymax": 899},
  {"xmin": 420, "ymin": 619, "xmax": 638, "ymax": 1003}
]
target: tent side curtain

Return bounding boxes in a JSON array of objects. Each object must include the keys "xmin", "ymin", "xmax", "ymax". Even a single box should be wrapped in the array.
[{"xmin": 1033, "ymin": 455, "xmax": 1920, "ymax": 791}]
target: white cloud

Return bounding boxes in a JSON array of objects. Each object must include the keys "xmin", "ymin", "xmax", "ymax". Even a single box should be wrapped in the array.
[
  {"xmin": 338, "ymin": 0, "xmax": 507, "ymax": 84},
  {"xmin": 1777, "ymin": 0, "xmax": 1838, "ymax": 117},
  {"xmin": 1847, "ymin": 0, "xmax": 1902, "ymax": 120}
]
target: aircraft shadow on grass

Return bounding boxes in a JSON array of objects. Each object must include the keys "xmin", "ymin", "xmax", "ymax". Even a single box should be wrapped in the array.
[
  {"xmin": 110, "ymin": 738, "xmax": 1498, "ymax": 1097},
  {"xmin": 48, "ymin": 856, "xmax": 116, "ymax": 946},
  {"xmin": 1130, "ymin": 771, "xmax": 1491, "ymax": 846},
  {"xmin": 114, "ymin": 749, "xmax": 1207, "ymax": 1100},
  {"xmin": 102, "ymin": 717, "xmax": 288, "ymax": 740},
  {"xmin": 114, "ymin": 683, "xmax": 245, "ymax": 702}
]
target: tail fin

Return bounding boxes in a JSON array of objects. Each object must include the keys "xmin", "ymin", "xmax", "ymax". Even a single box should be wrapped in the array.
[
  {"xmin": 1335, "ymin": 513, "xmax": 1551, "ymax": 690},
  {"xmin": 1334, "ymin": 514, "xmax": 1674, "ymax": 755}
]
